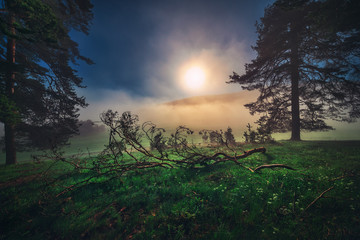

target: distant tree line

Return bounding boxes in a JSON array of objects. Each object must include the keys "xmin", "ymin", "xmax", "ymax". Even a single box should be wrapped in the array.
[{"xmin": 199, "ymin": 122, "xmax": 273, "ymax": 145}]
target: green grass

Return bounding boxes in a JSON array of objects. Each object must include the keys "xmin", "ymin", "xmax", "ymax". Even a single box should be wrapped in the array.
[{"xmin": 1, "ymin": 141, "xmax": 360, "ymax": 239}]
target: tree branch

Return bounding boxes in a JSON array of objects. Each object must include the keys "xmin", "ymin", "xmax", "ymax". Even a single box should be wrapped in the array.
[
  {"xmin": 253, "ymin": 164, "xmax": 296, "ymax": 172},
  {"xmin": 303, "ymin": 186, "xmax": 334, "ymax": 212}
]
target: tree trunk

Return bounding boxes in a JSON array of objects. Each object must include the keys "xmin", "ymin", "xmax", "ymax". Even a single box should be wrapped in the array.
[
  {"xmin": 5, "ymin": 12, "xmax": 17, "ymax": 165},
  {"xmin": 290, "ymin": 22, "xmax": 301, "ymax": 141}
]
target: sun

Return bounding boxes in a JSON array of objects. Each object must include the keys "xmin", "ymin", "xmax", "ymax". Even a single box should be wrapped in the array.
[{"xmin": 184, "ymin": 67, "xmax": 206, "ymax": 90}]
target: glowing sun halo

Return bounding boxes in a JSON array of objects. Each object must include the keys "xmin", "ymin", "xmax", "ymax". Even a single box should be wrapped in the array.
[{"xmin": 184, "ymin": 67, "xmax": 206, "ymax": 90}]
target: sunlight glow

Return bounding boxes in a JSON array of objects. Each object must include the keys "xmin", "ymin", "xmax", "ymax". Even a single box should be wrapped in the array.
[{"xmin": 184, "ymin": 67, "xmax": 206, "ymax": 90}]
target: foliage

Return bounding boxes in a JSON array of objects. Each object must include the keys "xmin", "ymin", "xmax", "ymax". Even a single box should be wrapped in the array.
[
  {"xmin": 228, "ymin": 0, "xmax": 360, "ymax": 140},
  {"xmin": 224, "ymin": 127, "xmax": 236, "ymax": 146},
  {"xmin": 199, "ymin": 127, "xmax": 236, "ymax": 146},
  {"xmin": 254, "ymin": 116, "xmax": 273, "ymax": 143},
  {"xmin": 1, "ymin": 141, "xmax": 359, "ymax": 239},
  {"xmin": 199, "ymin": 129, "xmax": 224, "ymax": 145},
  {"xmin": 0, "ymin": 0, "xmax": 93, "ymax": 153},
  {"xmin": 0, "ymin": 94, "xmax": 20, "ymax": 124},
  {"xmin": 243, "ymin": 123, "xmax": 256, "ymax": 143},
  {"xmin": 243, "ymin": 120, "xmax": 274, "ymax": 144}
]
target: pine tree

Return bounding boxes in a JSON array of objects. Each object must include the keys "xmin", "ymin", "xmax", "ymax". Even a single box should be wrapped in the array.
[
  {"xmin": 0, "ymin": 0, "xmax": 93, "ymax": 164},
  {"xmin": 229, "ymin": 0, "xmax": 360, "ymax": 141},
  {"xmin": 224, "ymin": 127, "xmax": 236, "ymax": 146}
]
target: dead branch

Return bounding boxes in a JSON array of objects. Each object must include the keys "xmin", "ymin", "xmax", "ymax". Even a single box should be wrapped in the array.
[
  {"xmin": 192, "ymin": 147, "xmax": 266, "ymax": 164},
  {"xmin": 50, "ymin": 111, "xmax": 295, "ymax": 196},
  {"xmin": 252, "ymin": 164, "xmax": 296, "ymax": 173},
  {"xmin": 303, "ymin": 186, "xmax": 334, "ymax": 212},
  {"xmin": 329, "ymin": 172, "xmax": 356, "ymax": 182}
]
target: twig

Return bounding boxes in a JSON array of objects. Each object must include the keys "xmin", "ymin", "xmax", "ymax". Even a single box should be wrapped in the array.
[
  {"xmin": 329, "ymin": 173, "xmax": 355, "ymax": 182},
  {"xmin": 199, "ymin": 147, "xmax": 266, "ymax": 163},
  {"xmin": 303, "ymin": 186, "xmax": 334, "ymax": 212}
]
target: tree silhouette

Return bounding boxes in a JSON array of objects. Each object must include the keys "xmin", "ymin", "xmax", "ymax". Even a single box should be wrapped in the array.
[
  {"xmin": 224, "ymin": 127, "xmax": 236, "ymax": 146},
  {"xmin": 229, "ymin": 0, "xmax": 360, "ymax": 141},
  {"xmin": 0, "ymin": 0, "xmax": 93, "ymax": 164}
]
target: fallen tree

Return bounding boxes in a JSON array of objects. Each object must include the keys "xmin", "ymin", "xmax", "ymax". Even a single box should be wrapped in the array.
[
  {"xmin": 97, "ymin": 110, "xmax": 295, "ymax": 170},
  {"xmin": 50, "ymin": 110, "xmax": 295, "ymax": 195}
]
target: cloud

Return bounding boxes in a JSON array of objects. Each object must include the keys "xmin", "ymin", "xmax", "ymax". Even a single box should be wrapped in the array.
[
  {"xmin": 75, "ymin": 0, "xmax": 274, "ymax": 100},
  {"xmin": 78, "ymin": 0, "xmax": 262, "ymax": 131},
  {"xmin": 79, "ymin": 89, "xmax": 164, "ymax": 121},
  {"xmin": 80, "ymin": 89, "xmax": 260, "ymax": 132},
  {"xmin": 135, "ymin": 1, "xmax": 254, "ymax": 100},
  {"xmin": 141, "ymin": 33, "xmax": 250, "ymax": 99},
  {"xmin": 139, "ymin": 91, "xmax": 259, "ymax": 130},
  {"xmin": 80, "ymin": 88, "xmax": 360, "ymax": 141}
]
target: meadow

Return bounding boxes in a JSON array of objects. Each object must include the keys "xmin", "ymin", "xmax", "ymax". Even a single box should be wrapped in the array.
[{"xmin": 0, "ymin": 140, "xmax": 359, "ymax": 239}]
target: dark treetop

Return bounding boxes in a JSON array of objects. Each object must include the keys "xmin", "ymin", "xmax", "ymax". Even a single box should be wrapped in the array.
[
  {"xmin": 0, "ymin": 0, "xmax": 93, "ymax": 164},
  {"xmin": 229, "ymin": 0, "xmax": 360, "ymax": 140}
]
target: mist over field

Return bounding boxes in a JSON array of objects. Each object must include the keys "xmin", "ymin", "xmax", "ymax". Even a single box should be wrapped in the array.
[
  {"xmin": 138, "ymin": 91, "xmax": 258, "ymax": 130},
  {"xmin": 79, "ymin": 90, "xmax": 360, "ymax": 139},
  {"xmin": 2, "ymin": 90, "xmax": 360, "ymax": 164}
]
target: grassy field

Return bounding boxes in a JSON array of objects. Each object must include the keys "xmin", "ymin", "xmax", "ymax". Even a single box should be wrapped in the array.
[
  {"xmin": 0, "ymin": 132, "xmax": 110, "ymax": 164},
  {"xmin": 0, "ymin": 141, "xmax": 359, "ymax": 239}
]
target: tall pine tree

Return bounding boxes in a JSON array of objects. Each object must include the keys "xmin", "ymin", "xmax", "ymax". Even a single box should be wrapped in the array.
[
  {"xmin": 0, "ymin": 0, "xmax": 93, "ymax": 164},
  {"xmin": 229, "ymin": 0, "xmax": 360, "ymax": 141}
]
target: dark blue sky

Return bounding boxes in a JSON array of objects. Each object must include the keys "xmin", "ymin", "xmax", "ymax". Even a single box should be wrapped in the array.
[{"xmin": 73, "ymin": 0, "xmax": 274, "ymax": 102}]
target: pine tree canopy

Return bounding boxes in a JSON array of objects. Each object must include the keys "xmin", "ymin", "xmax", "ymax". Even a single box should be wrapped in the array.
[
  {"xmin": 0, "ymin": 0, "xmax": 93, "ymax": 152},
  {"xmin": 229, "ymin": 0, "xmax": 360, "ymax": 140}
]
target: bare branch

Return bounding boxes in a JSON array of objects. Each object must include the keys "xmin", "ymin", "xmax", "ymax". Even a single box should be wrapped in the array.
[
  {"xmin": 50, "ymin": 111, "xmax": 295, "ymax": 196},
  {"xmin": 253, "ymin": 164, "xmax": 296, "ymax": 172},
  {"xmin": 304, "ymin": 186, "xmax": 334, "ymax": 212}
]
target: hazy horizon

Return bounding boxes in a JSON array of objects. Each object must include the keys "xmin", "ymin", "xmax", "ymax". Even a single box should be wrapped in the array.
[
  {"xmin": 77, "ymin": 90, "xmax": 360, "ymax": 140},
  {"xmin": 1, "ymin": 90, "xmax": 360, "ymax": 141}
]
